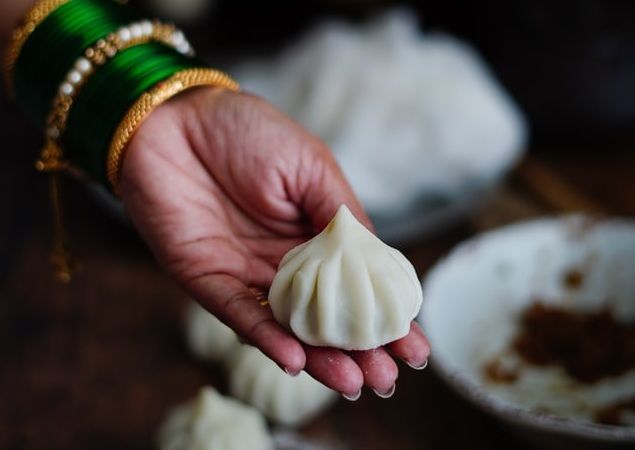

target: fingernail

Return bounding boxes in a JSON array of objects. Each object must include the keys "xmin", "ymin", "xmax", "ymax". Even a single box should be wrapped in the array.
[
  {"xmin": 341, "ymin": 390, "xmax": 361, "ymax": 402},
  {"xmin": 373, "ymin": 383, "xmax": 396, "ymax": 399},
  {"xmin": 406, "ymin": 358, "xmax": 428, "ymax": 370},
  {"xmin": 284, "ymin": 367, "xmax": 300, "ymax": 377}
]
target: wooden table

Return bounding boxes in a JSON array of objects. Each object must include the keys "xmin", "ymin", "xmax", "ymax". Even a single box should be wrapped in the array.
[{"xmin": 1, "ymin": 90, "xmax": 634, "ymax": 449}]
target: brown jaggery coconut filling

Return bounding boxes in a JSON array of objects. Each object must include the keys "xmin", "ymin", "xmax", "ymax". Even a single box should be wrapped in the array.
[{"xmin": 513, "ymin": 303, "xmax": 635, "ymax": 383}]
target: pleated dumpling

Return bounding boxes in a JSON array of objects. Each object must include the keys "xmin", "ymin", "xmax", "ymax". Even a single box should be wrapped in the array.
[
  {"xmin": 158, "ymin": 387, "xmax": 274, "ymax": 450},
  {"xmin": 227, "ymin": 345, "xmax": 337, "ymax": 427},
  {"xmin": 269, "ymin": 204, "xmax": 422, "ymax": 350}
]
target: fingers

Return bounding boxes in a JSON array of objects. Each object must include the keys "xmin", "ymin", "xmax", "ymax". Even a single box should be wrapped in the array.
[
  {"xmin": 303, "ymin": 346, "xmax": 364, "ymax": 398},
  {"xmin": 187, "ymin": 272, "xmax": 429, "ymax": 400},
  {"xmin": 350, "ymin": 348, "xmax": 399, "ymax": 398},
  {"xmin": 340, "ymin": 324, "xmax": 429, "ymax": 400},
  {"xmin": 319, "ymin": 323, "xmax": 429, "ymax": 400},
  {"xmin": 189, "ymin": 273, "xmax": 306, "ymax": 374},
  {"xmin": 304, "ymin": 342, "xmax": 423, "ymax": 401},
  {"xmin": 387, "ymin": 321, "xmax": 431, "ymax": 369}
]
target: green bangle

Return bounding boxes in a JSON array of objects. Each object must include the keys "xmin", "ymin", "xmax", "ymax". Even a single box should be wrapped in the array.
[
  {"xmin": 11, "ymin": 0, "xmax": 238, "ymax": 189},
  {"xmin": 4, "ymin": 0, "xmax": 69, "ymax": 94},
  {"xmin": 13, "ymin": 0, "xmax": 135, "ymax": 126},
  {"xmin": 107, "ymin": 67, "xmax": 239, "ymax": 191},
  {"xmin": 7, "ymin": 0, "xmax": 239, "ymax": 281},
  {"xmin": 64, "ymin": 42, "xmax": 199, "ymax": 184}
]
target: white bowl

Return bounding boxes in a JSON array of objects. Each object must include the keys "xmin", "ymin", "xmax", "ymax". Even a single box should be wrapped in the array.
[{"xmin": 418, "ymin": 216, "xmax": 635, "ymax": 449}]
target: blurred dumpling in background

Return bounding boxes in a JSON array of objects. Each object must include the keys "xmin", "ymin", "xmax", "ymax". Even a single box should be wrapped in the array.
[
  {"xmin": 234, "ymin": 9, "xmax": 528, "ymax": 218},
  {"xmin": 185, "ymin": 302, "xmax": 239, "ymax": 363},
  {"xmin": 158, "ymin": 387, "xmax": 274, "ymax": 450},
  {"xmin": 227, "ymin": 344, "xmax": 337, "ymax": 427},
  {"xmin": 184, "ymin": 301, "xmax": 338, "ymax": 427}
]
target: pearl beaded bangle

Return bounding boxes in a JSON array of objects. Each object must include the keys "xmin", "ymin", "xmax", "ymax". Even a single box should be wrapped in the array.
[{"xmin": 45, "ymin": 20, "xmax": 193, "ymax": 143}]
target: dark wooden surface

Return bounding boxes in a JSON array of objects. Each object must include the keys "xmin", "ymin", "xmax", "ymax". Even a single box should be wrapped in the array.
[{"xmin": 1, "ymin": 84, "xmax": 634, "ymax": 450}]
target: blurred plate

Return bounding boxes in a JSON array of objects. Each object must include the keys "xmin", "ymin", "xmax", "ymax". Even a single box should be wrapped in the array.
[
  {"xmin": 370, "ymin": 181, "xmax": 498, "ymax": 245},
  {"xmin": 418, "ymin": 216, "xmax": 635, "ymax": 449}
]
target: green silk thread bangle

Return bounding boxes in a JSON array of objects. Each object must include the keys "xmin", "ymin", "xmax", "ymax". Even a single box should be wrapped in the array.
[
  {"xmin": 13, "ymin": 0, "xmax": 200, "ymax": 181},
  {"xmin": 13, "ymin": 0, "xmax": 134, "ymax": 126},
  {"xmin": 9, "ymin": 0, "xmax": 237, "ymax": 281},
  {"xmin": 65, "ymin": 42, "xmax": 198, "ymax": 183}
]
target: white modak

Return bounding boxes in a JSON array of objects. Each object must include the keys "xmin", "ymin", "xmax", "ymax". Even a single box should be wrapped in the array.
[
  {"xmin": 158, "ymin": 387, "xmax": 273, "ymax": 450},
  {"xmin": 269, "ymin": 205, "xmax": 423, "ymax": 350}
]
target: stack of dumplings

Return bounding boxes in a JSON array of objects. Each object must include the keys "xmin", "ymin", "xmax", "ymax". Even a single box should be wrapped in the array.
[{"xmin": 184, "ymin": 302, "xmax": 337, "ymax": 427}]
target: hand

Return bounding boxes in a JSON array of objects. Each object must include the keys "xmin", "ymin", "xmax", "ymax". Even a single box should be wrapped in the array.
[{"xmin": 119, "ymin": 87, "xmax": 430, "ymax": 398}]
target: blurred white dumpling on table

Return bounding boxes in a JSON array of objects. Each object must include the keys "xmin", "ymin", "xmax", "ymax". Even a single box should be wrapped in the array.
[
  {"xmin": 184, "ymin": 301, "xmax": 338, "ymax": 427},
  {"xmin": 234, "ymin": 9, "xmax": 527, "ymax": 217},
  {"xmin": 185, "ymin": 302, "xmax": 239, "ymax": 363},
  {"xmin": 227, "ymin": 344, "xmax": 337, "ymax": 427},
  {"xmin": 158, "ymin": 387, "xmax": 274, "ymax": 450}
]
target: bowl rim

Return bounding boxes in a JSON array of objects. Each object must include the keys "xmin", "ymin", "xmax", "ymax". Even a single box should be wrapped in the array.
[
  {"xmin": 427, "ymin": 357, "xmax": 635, "ymax": 442},
  {"xmin": 418, "ymin": 215, "xmax": 635, "ymax": 442}
]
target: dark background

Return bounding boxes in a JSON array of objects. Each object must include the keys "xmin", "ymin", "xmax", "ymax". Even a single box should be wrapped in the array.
[
  {"xmin": 147, "ymin": 0, "xmax": 635, "ymax": 144},
  {"xmin": 1, "ymin": 1, "xmax": 634, "ymax": 449}
]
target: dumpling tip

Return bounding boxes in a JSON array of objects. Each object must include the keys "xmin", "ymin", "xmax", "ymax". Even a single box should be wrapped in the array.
[{"xmin": 328, "ymin": 204, "xmax": 360, "ymax": 231}]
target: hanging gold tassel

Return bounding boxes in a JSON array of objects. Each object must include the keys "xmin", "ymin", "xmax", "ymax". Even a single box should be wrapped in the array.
[{"xmin": 36, "ymin": 140, "xmax": 77, "ymax": 283}]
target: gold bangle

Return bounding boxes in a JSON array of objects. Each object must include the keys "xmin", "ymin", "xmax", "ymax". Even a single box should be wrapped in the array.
[
  {"xmin": 107, "ymin": 68, "xmax": 239, "ymax": 191},
  {"xmin": 4, "ymin": 0, "xmax": 70, "ymax": 94}
]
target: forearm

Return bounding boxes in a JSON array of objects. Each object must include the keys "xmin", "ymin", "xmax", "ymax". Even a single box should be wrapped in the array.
[{"xmin": 0, "ymin": 0, "xmax": 38, "ymax": 61}]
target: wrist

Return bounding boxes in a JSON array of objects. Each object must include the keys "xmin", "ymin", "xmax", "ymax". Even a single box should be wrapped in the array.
[
  {"xmin": 5, "ymin": 0, "xmax": 239, "ymax": 281},
  {"xmin": 6, "ymin": 0, "xmax": 238, "ymax": 190},
  {"xmin": 107, "ymin": 69, "xmax": 237, "ymax": 191},
  {"xmin": 117, "ymin": 85, "xmax": 232, "ymax": 197}
]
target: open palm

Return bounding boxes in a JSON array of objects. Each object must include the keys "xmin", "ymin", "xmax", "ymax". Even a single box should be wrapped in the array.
[{"xmin": 119, "ymin": 87, "xmax": 430, "ymax": 398}]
